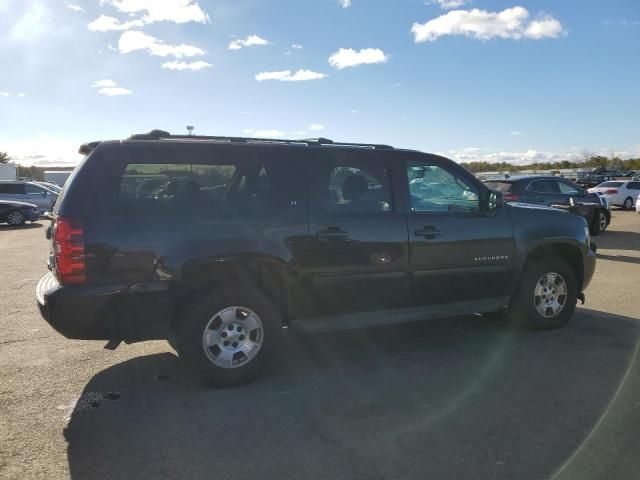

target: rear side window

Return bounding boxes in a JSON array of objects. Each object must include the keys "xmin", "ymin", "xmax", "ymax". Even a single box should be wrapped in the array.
[
  {"xmin": 557, "ymin": 181, "xmax": 580, "ymax": 194},
  {"xmin": 0, "ymin": 183, "xmax": 24, "ymax": 194},
  {"xmin": 312, "ymin": 153, "xmax": 393, "ymax": 213},
  {"xmin": 95, "ymin": 144, "xmax": 300, "ymax": 218},
  {"xmin": 484, "ymin": 181, "xmax": 513, "ymax": 193},
  {"xmin": 526, "ymin": 180, "xmax": 558, "ymax": 193},
  {"xmin": 626, "ymin": 182, "xmax": 640, "ymax": 190}
]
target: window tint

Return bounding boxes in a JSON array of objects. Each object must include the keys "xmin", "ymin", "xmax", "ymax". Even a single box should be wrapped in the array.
[
  {"xmin": 321, "ymin": 161, "xmax": 392, "ymax": 212},
  {"xmin": 0, "ymin": 183, "xmax": 24, "ymax": 194},
  {"xmin": 557, "ymin": 181, "xmax": 580, "ymax": 194},
  {"xmin": 484, "ymin": 181, "xmax": 513, "ymax": 193},
  {"xmin": 626, "ymin": 182, "xmax": 640, "ymax": 190},
  {"xmin": 407, "ymin": 162, "xmax": 479, "ymax": 213},
  {"xmin": 527, "ymin": 180, "xmax": 558, "ymax": 193},
  {"xmin": 597, "ymin": 181, "xmax": 623, "ymax": 188}
]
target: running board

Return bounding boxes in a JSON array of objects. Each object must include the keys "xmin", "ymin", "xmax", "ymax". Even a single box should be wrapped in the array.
[{"xmin": 289, "ymin": 297, "xmax": 510, "ymax": 333}]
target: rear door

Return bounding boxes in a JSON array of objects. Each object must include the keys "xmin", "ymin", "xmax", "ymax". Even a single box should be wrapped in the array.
[
  {"xmin": 299, "ymin": 149, "xmax": 409, "ymax": 318},
  {"xmin": 405, "ymin": 155, "xmax": 515, "ymax": 305}
]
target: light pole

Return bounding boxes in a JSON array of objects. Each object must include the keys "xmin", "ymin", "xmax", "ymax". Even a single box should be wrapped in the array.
[{"xmin": 187, "ymin": 125, "xmax": 195, "ymax": 136}]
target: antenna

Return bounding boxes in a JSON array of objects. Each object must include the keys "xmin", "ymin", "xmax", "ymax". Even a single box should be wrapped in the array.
[{"xmin": 186, "ymin": 125, "xmax": 195, "ymax": 136}]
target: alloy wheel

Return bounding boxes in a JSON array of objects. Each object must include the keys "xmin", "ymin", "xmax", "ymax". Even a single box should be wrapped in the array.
[{"xmin": 533, "ymin": 272, "xmax": 568, "ymax": 318}]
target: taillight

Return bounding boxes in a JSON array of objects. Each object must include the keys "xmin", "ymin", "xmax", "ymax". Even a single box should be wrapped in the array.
[
  {"xmin": 503, "ymin": 193, "xmax": 519, "ymax": 202},
  {"xmin": 53, "ymin": 217, "xmax": 86, "ymax": 284},
  {"xmin": 605, "ymin": 189, "xmax": 618, "ymax": 194}
]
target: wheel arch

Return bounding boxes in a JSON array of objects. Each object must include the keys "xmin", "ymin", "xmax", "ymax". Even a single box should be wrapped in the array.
[
  {"xmin": 169, "ymin": 254, "xmax": 293, "ymax": 336},
  {"xmin": 521, "ymin": 243, "xmax": 585, "ymax": 291}
]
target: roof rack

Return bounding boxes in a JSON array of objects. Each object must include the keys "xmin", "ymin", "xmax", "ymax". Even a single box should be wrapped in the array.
[{"xmin": 127, "ymin": 130, "xmax": 394, "ymax": 150}]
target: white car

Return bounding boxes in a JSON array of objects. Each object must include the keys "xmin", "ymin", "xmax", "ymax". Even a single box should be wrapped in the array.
[
  {"xmin": 588, "ymin": 180, "xmax": 640, "ymax": 210},
  {"xmin": 636, "ymin": 194, "xmax": 640, "ymax": 214}
]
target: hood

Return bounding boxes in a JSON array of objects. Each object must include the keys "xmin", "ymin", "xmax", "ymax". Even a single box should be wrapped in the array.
[{"xmin": 0, "ymin": 200, "xmax": 38, "ymax": 209}]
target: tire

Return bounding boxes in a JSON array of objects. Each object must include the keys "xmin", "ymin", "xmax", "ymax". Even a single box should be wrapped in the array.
[
  {"xmin": 590, "ymin": 210, "xmax": 607, "ymax": 236},
  {"xmin": 6, "ymin": 210, "xmax": 26, "ymax": 226},
  {"xmin": 175, "ymin": 290, "xmax": 282, "ymax": 387},
  {"xmin": 623, "ymin": 197, "xmax": 634, "ymax": 210},
  {"xmin": 506, "ymin": 256, "xmax": 577, "ymax": 330}
]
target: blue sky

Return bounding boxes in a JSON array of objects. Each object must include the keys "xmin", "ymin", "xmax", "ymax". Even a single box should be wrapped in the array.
[{"xmin": 0, "ymin": 0, "xmax": 638, "ymax": 165}]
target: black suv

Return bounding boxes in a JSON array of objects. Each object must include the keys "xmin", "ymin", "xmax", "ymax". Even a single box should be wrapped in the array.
[
  {"xmin": 37, "ymin": 131, "xmax": 596, "ymax": 386},
  {"xmin": 484, "ymin": 176, "xmax": 611, "ymax": 235}
]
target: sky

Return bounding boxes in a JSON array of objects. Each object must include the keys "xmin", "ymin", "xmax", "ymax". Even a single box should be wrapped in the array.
[{"xmin": 0, "ymin": 0, "xmax": 639, "ymax": 166}]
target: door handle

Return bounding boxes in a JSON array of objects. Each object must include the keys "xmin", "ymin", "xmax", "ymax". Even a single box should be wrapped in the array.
[
  {"xmin": 414, "ymin": 226, "xmax": 443, "ymax": 239},
  {"xmin": 316, "ymin": 227, "xmax": 349, "ymax": 240}
]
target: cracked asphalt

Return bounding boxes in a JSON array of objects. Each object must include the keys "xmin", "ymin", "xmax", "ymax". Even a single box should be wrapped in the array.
[{"xmin": 1, "ymin": 211, "xmax": 639, "ymax": 480}]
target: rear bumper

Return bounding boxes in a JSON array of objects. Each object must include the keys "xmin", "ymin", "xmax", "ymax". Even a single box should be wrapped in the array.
[{"xmin": 36, "ymin": 272, "xmax": 174, "ymax": 342}]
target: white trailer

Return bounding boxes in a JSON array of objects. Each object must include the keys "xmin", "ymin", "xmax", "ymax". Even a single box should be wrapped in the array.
[
  {"xmin": 0, "ymin": 164, "xmax": 17, "ymax": 180},
  {"xmin": 44, "ymin": 170, "xmax": 73, "ymax": 186}
]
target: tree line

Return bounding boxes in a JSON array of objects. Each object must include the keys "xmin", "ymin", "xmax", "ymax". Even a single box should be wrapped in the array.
[{"xmin": 460, "ymin": 155, "xmax": 640, "ymax": 174}]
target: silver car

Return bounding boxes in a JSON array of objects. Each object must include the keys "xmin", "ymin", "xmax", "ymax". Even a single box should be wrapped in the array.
[{"xmin": 0, "ymin": 181, "xmax": 58, "ymax": 213}]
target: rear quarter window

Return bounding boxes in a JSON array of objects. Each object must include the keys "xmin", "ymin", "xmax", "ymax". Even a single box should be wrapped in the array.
[{"xmin": 597, "ymin": 182, "xmax": 623, "ymax": 188}]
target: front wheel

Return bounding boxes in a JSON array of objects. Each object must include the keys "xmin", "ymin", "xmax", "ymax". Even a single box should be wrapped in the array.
[
  {"xmin": 623, "ymin": 197, "xmax": 634, "ymax": 210},
  {"xmin": 590, "ymin": 210, "xmax": 608, "ymax": 236},
  {"xmin": 175, "ymin": 291, "xmax": 282, "ymax": 387},
  {"xmin": 507, "ymin": 257, "xmax": 578, "ymax": 330}
]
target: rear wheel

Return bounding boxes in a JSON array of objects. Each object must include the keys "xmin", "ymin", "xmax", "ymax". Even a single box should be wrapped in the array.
[
  {"xmin": 175, "ymin": 290, "xmax": 282, "ymax": 387},
  {"xmin": 590, "ymin": 210, "xmax": 607, "ymax": 236},
  {"xmin": 6, "ymin": 210, "xmax": 25, "ymax": 226},
  {"xmin": 623, "ymin": 197, "xmax": 634, "ymax": 210},
  {"xmin": 507, "ymin": 257, "xmax": 577, "ymax": 330}
]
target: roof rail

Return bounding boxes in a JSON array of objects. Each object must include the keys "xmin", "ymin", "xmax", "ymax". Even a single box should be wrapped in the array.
[{"xmin": 126, "ymin": 130, "xmax": 394, "ymax": 150}]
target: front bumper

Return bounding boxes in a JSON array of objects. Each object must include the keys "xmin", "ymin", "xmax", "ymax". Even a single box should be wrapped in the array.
[
  {"xmin": 582, "ymin": 247, "xmax": 597, "ymax": 291},
  {"xmin": 36, "ymin": 272, "xmax": 174, "ymax": 342}
]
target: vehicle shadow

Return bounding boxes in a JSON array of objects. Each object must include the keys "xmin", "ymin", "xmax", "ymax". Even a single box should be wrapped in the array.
[
  {"xmin": 595, "ymin": 229, "xmax": 640, "ymax": 251},
  {"xmin": 596, "ymin": 253, "xmax": 640, "ymax": 265},
  {"xmin": 65, "ymin": 309, "xmax": 640, "ymax": 480},
  {"xmin": 0, "ymin": 222, "xmax": 43, "ymax": 231}
]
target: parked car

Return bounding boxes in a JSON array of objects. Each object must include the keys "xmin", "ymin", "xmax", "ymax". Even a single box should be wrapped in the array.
[
  {"xmin": 37, "ymin": 130, "xmax": 596, "ymax": 387},
  {"xmin": 483, "ymin": 176, "xmax": 611, "ymax": 235},
  {"xmin": 636, "ymin": 195, "xmax": 640, "ymax": 214},
  {"xmin": 0, "ymin": 200, "xmax": 40, "ymax": 226},
  {"xmin": 0, "ymin": 181, "xmax": 58, "ymax": 213},
  {"xmin": 588, "ymin": 180, "xmax": 640, "ymax": 210}
]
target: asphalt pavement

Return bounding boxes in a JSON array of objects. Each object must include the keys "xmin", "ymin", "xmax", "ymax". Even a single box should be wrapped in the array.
[{"xmin": 1, "ymin": 211, "xmax": 639, "ymax": 480}]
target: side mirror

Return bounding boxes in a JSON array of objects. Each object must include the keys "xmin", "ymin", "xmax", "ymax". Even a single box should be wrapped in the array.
[{"xmin": 487, "ymin": 190, "xmax": 503, "ymax": 210}]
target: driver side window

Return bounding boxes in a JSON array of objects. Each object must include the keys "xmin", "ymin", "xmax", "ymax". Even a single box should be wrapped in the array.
[{"xmin": 407, "ymin": 162, "xmax": 479, "ymax": 213}]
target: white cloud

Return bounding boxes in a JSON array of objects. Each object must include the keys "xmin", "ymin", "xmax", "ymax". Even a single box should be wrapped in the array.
[
  {"xmin": 228, "ymin": 34, "xmax": 269, "ymax": 50},
  {"xmin": 1, "ymin": 92, "xmax": 10, "ymax": 97},
  {"xmin": 66, "ymin": 3, "xmax": 85, "ymax": 12},
  {"xmin": 98, "ymin": 87, "xmax": 133, "ymax": 96},
  {"xmin": 91, "ymin": 79, "xmax": 117, "ymax": 88},
  {"xmin": 309, "ymin": 123, "xmax": 326, "ymax": 131},
  {"xmin": 108, "ymin": 0, "xmax": 210, "ymax": 24},
  {"xmin": 255, "ymin": 69, "xmax": 327, "ymax": 82},
  {"xmin": 431, "ymin": 0, "xmax": 468, "ymax": 9},
  {"xmin": 118, "ymin": 30, "xmax": 205, "ymax": 58},
  {"xmin": 328, "ymin": 48, "xmax": 389, "ymax": 69},
  {"xmin": 411, "ymin": 7, "xmax": 565, "ymax": 42},
  {"xmin": 91, "ymin": 79, "xmax": 132, "ymax": 96},
  {"xmin": 446, "ymin": 147, "xmax": 585, "ymax": 165},
  {"xmin": 508, "ymin": 130, "xmax": 523, "ymax": 136},
  {"xmin": 339, "ymin": 0, "xmax": 351, "ymax": 8},
  {"xmin": 290, "ymin": 130, "xmax": 307, "ymax": 136},
  {"xmin": 17, "ymin": 93, "xmax": 26, "ymax": 98},
  {"xmin": 291, "ymin": 44, "xmax": 303, "ymax": 49},
  {"xmin": 162, "ymin": 60, "xmax": 212, "ymax": 71},
  {"xmin": 242, "ymin": 129, "xmax": 286, "ymax": 137},
  {"xmin": 87, "ymin": 15, "xmax": 144, "ymax": 32}
]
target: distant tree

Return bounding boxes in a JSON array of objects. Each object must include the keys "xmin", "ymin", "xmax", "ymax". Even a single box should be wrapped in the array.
[{"xmin": 0, "ymin": 151, "xmax": 11, "ymax": 164}]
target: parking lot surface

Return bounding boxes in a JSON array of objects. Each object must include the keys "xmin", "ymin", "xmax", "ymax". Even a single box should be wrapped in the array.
[{"xmin": 1, "ymin": 212, "xmax": 639, "ymax": 480}]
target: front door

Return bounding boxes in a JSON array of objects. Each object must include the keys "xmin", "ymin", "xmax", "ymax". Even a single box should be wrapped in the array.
[
  {"xmin": 405, "ymin": 156, "xmax": 515, "ymax": 306},
  {"xmin": 299, "ymin": 149, "xmax": 409, "ymax": 318}
]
